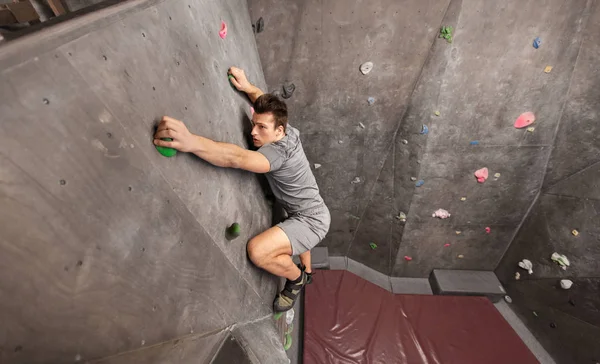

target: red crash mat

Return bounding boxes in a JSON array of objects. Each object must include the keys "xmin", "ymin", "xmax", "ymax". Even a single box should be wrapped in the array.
[{"xmin": 303, "ymin": 270, "xmax": 538, "ymax": 364}]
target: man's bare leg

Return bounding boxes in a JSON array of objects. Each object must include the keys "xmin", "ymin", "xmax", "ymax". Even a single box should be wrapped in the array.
[
  {"xmin": 299, "ymin": 251, "xmax": 312, "ymax": 273},
  {"xmin": 247, "ymin": 226, "xmax": 301, "ymax": 281}
]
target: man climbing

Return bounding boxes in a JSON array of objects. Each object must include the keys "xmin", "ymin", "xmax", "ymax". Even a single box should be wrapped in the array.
[{"xmin": 153, "ymin": 67, "xmax": 330, "ymax": 312}]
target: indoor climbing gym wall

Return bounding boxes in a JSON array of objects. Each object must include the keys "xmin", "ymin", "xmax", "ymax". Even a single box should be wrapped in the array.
[
  {"xmin": 249, "ymin": 0, "xmax": 600, "ymax": 362},
  {"xmin": 0, "ymin": 0, "xmax": 288, "ymax": 363}
]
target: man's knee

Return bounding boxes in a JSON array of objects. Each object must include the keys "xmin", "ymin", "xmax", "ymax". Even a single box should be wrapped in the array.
[{"xmin": 247, "ymin": 237, "xmax": 267, "ymax": 268}]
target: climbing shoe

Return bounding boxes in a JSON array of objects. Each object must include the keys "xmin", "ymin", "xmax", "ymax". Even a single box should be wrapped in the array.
[
  {"xmin": 297, "ymin": 263, "xmax": 313, "ymax": 284},
  {"xmin": 273, "ymin": 271, "xmax": 307, "ymax": 313}
]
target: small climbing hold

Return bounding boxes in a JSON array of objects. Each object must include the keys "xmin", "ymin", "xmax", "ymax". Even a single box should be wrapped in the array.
[
  {"xmin": 401, "ymin": 139, "xmax": 408, "ymax": 145},
  {"xmin": 494, "ymin": 173, "xmax": 501, "ymax": 180},
  {"xmin": 282, "ymin": 82, "xmax": 296, "ymax": 99},
  {"xmin": 367, "ymin": 97, "xmax": 375, "ymax": 105},
  {"xmin": 415, "ymin": 180, "xmax": 425, "ymax": 187},
  {"xmin": 359, "ymin": 122, "xmax": 365, "ymax": 129},
  {"xmin": 514, "ymin": 112, "xmax": 535, "ymax": 129},
  {"xmin": 533, "ymin": 37, "xmax": 541, "ymax": 49},
  {"xmin": 444, "ymin": 243, "xmax": 451, "ymax": 247},
  {"xmin": 515, "ymin": 272, "xmax": 521, "ymax": 280},
  {"xmin": 504, "ymin": 295, "xmax": 512, "ymax": 303},
  {"xmin": 571, "ymin": 229, "xmax": 579, "ymax": 236},
  {"xmin": 560, "ymin": 279, "xmax": 573, "ymax": 290},
  {"xmin": 457, "ymin": 254, "xmax": 464, "ymax": 259},
  {"xmin": 551, "ymin": 252, "xmax": 570, "ymax": 270},
  {"xmin": 460, "ymin": 197, "xmax": 467, "ymax": 201},
  {"xmin": 544, "ymin": 65, "xmax": 553, "ymax": 73},
  {"xmin": 359, "ymin": 61, "xmax": 374, "ymax": 75},
  {"xmin": 369, "ymin": 242, "xmax": 377, "ymax": 250},
  {"xmin": 568, "ymin": 299, "xmax": 576, "ymax": 306},
  {"xmin": 338, "ymin": 140, "xmax": 344, "ymax": 144},
  {"xmin": 59, "ymin": 179, "xmax": 66, "ymax": 186},
  {"xmin": 474, "ymin": 167, "xmax": 489, "ymax": 183},
  {"xmin": 404, "ymin": 256, "xmax": 413, "ymax": 261},
  {"xmin": 533, "ymin": 311, "xmax": 538, "ymax": 317},
  {"xmin": 518, "ymin": 259, "xmax": 533, "ymax": 274},
  {"xmin": 227, "ymin": 222, "xmax": 241, "ymax": 238},
  {"xmin": 219, "ymin": 21, "xmax": 228, "ymax": 39},
  {"xmin": 549, "ymin": 322, "xmax": 556, "ymax": 329},
  {"xmin": 456, "ymin": 231, "xmax": 461, "ymax": 235},
  {"xmin": 432, "ymin": 208, "xmax": 451, "ymax": 219},
  {"xmin": 255, "ymin": 17, "xmax": 264, "ymax": 33},
  {"xmin": 485, "ymin": 227, "xmax": 491, "ymax": 234},
  {"xmin": 439, "ymin": 26, "xmax": 453, "ymax": 43},
  {"xmin": 434, "ymin": 111, "xmax": 440, "ymax": 116},
  {"xmin": 43, "ymin": 98, "xmax": 50, "ymax": 105},
  {"xmin": 314, "ymin": 163, "xmax": 321, "ymax": 169},
  {"xmin": 396, "ymin": 212, "xmax": 407, "ymax": 222},
  {"xmin": 526, "ymin": 127, "xmax": 535, "ymax": 132},
  {"xmin": 351, "ymin": 177, "xmax": 361, "ymax": 184},
  {"xmin": 420, "ymin": 124, "xmax": 429, "ymax": 135},
  {"xmin": 155, "ymin": 138, "xmax": 177, "ymax": 157},
  {"xmin": 470, "ymin": 140, "xmax": 480, "ymax": 145},
  {"xmin": 272, "ymin": 88, "xmax": 283, "ymax": 98},
  {"xmin": 410, "ymin": 177, "xmax": 417, "ymax": 181}
]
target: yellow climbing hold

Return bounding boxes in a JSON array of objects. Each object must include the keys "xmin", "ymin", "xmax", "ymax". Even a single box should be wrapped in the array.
[
  {"xmin": 460, "ymin": 197, "xmax": 467, "ymax": 201},
  {"xmin": 527, "ymin": 127, "xmax": 535, "ymax": 132},
  {"xmin": 434, "ymin": 111, "xmax": 441, "ymax": 116},
  {"xmin": 455, "ymin": 231, "xmax": 461, "ymax": 235},
  {"xmin": 544, "ymin": 65, "xmax": 553, "ymax": 73},
  {"xmin": 457, "ymin": 254, "xmax": 464, "ymax": 259},
  {"xmin": 572, "ymin": 229, "xmax": 579, "ymax": 236}
]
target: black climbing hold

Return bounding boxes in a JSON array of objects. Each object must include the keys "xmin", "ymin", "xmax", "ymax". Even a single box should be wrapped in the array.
[
  {"xmin": 43, "ymin": 98, "xmax": 50, "ymax": 105},
  {"xmin": 14, "ymin": 345, "xmax": 22, "ymax": 352},
  {"xmin": 569, "ymin": 299, "xmax": 576, "ymax": 306},
  {"xmin": 252, "ymin": 23, "xmax": 256, "ymax": 33},
  {"xmin": 77, "ymin": 260, "xmax": 83, "ymax": 266},
  {"xmin": 102, "ymin": 55, "xmax": 107, "ymax": 61},
  {"xmin": 107, "ymin": 132, "xmax": 112, "ymax": 138},
  {"xmin": 152, "ymin": 86, "xmax": 156, "ymax": 91},
  {"xmin": 142, "ymin": 32, "xmax": 146, "ymax": 37},
  {"xmin": 256, "ymin": 17, "xmax": 264, "ymax": 33},
  {"xmin": 282, "ymin": 83, "xmax": 295, "ymax": 99},
  {"xmin": 128, "ymin": 186, "xmax": 133, "ymax": 191},
  {"xmin": 549, "ymin": 322, "xmax": 556, "ymax": 328},
  {"xmin": 59, "ymin": 179, "xmax": 66, "ymax": 185}
]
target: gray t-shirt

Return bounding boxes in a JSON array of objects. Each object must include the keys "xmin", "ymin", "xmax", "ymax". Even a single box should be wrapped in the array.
[{"xmin": 258, "ymin": 125, "xmax": 324, "ymax": 213}]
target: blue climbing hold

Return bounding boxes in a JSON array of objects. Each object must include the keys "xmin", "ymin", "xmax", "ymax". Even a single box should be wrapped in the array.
[
  {"xmin": 470, "ymin": 140, "xmax": 479, "ymax": 145},
  {"xmin": 533, "ymin": 37, "xmax": 541, "ymax": 49},
  {"xmin": 367, "ymin": 97, "xmax": 375, "ymax": 105},
  {"xmin": 421, "ymin": 124, "xmax": 429, "ymax": 135},
  {"xmin": 415, "ymin": 180, "xmax": 425, "ymax": 187}
]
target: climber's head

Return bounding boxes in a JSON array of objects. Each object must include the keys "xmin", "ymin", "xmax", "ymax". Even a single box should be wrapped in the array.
[{"xmin": 251, "ymin": 94, "xmax": 287, "ymax": 147}]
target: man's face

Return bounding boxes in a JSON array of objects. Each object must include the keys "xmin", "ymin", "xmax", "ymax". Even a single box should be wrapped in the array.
[{"xmin": 251, "ymin": 112, "xmax": 282, "ymax": 147}]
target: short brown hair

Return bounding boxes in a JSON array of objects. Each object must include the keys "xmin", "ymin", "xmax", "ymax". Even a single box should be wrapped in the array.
[{"xmin": 253, "ymin": 94, "xmax": 288, "ymax": 132}]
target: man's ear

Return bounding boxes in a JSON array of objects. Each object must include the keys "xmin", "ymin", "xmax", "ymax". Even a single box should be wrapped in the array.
[{"xmin": 276, "ymin": 125, "xmax": 285, "ymax": 135}]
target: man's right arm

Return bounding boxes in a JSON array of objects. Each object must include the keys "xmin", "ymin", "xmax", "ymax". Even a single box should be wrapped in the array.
[{"xmin": 228, "ymin": 67, "xmax": 264, "ymax": 103}]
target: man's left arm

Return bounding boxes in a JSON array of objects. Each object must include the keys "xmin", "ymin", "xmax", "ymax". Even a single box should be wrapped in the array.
[{"xmin": 153, "ymin": 116, "xmax": 270, "ymax": 173}]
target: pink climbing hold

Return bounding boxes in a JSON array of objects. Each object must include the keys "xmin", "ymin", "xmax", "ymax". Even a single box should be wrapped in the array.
[
  {"xmin": 219, "ymin": 21, "xmax": 228, "ymax": 39},
  {"xmin": 514, "ymin": 112, "xmax": 535, "ymax": 129},
  {"xmin": 474, "ymin": 167, "xmax": 489, "ymax": 183},
  {"xmin": 404, "ymin": 256, "xmax": 413, "ymax": 261},
  {"xmin": 444, "ymin": 243, "xmax": 451, "ymax": 247},
  {"xmin": 485, "ymin": 227, "xmax": 491, "ymax": 234}
]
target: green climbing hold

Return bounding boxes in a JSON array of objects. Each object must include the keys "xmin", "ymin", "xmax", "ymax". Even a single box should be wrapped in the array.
[
  {"xmin": 283, "ymin": 333, "xmax": 293, "ymax": 351},
  {"xmin": 439, "ymin": 26, "xmax": 453, "ymax": 43},
  {"xmin": 227, "ymin": 222, "xmax": 241, "ymax": 238},
  {"xmin": 228, "ymin": 74, "xmax": 238, "ymax": 90},
  {"xmin": 155, "ymin": 138, "xmax": 177, "ymax": 157},
  {"xmin": 369, "ymin": 242, "xmax": 377, "ymax": 250},
  {"xmin": 273, "ymin": 312, "xmax": 283, "ymax": 320}
]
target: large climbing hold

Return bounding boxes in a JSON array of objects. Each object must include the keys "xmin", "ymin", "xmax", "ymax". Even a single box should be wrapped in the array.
[
  {"xmin": 359, "ymin": 61, "xmax": 373, "ymax": 75},
  {"xmin": 474, "ymin": 167, "xmax": 489, "ymax": 183},
  {"xmin": 518, "ymin": 259, "xmax": 533, "ymax": 274},
  {"xmin": 282, "ymin": 82, "xmax": 296, "ymax": 99},
  {"xmin": 514, "ymin": 112, "xmax": 535, "ymax": 128},
  {"xmin": 432, "ymin": 208, "xmax": 451, "ymax": 219},
  {"xmin": 560, "ymin": 279, "xmax": 573, "ymax": 290},
  {"xmin": 551, "ymin": 252, "xmax": 570, "ymax": 270}
]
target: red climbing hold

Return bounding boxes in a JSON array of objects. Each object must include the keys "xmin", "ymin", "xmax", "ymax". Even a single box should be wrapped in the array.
[
  {"xmin": 514, "ymin": 112, "xmax": 535, "ymax": 128},
  {"xmin": 404, "ymin": 256, "xmax": 413, "ymax": 261},
  {"xmin": 485, "ymin": 227, "xmax": 491, "ymax": 234},
  {"xmin": 444, "ymin": 243, "xmax": 451, "ymax": 247},
  {"xmin": 219, "ymin": 21, "xmax": 228, "ymax": 39},
  {"xmin": 474, "ymin": 167, "xmax": 489, "ymax": 183}
]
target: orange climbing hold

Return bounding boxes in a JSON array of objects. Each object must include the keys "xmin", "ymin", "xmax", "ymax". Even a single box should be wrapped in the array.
[
  {"xmin": 514, "ymin": 112, "xmax": 535, "ymax": 129},
  {"xmin": 474, "ymin": 167, "xmax": 489, "ymax": 183},
  {"xmin": 219, "ymin": 21, "xmax": 228, "ymax": 39}
]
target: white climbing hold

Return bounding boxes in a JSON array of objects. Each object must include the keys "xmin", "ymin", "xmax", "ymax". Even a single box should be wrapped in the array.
[
  {"xmin": 401, "ymin": 139, "xmax": 408, "ymax": 145},
  {"xmin": 396, "ymin": 212, "xmax": 407, "ymax": 222},
  {"xmin": 359, "ymin": 122, "xmax": 366, "ymax": 129},
  {"xmin": 359, "ymin": 61, "xmax": 374, "ymax": 75},
  {"xmin": 457, "ymin": 254, "xmax": 465, "ymax": 259},
  {"xmin": 455, "ymin": 231, "xmax": 461, "ymax": 235},
  {"xmin": 551, "ymin": 252, "xmax": 570, "ymax": 270},
  {"xmin": 432, "ymin": 208, "xmax": 451, "ymax": 219},
  {"xmin": 286, "ymin": 308, "xmax": 295, "ymax": 324},
  {"xmin": 527, "ymin": 127, "xmax": 535, "ymax": 132},
  {"xmin": 460, "ymin": 197, "xmax": 467, "ymax": 201},
  {"xmin": 494, "ymin": 173, "xmax": 501, "ymax": 179},
  {"xmin": 338, "ymin": 140, "xmax": 344, "ymax": 144},
  {"xmin": 314, "ymin": 163, "xmax": 322, "ymax": 169},
  {"xmin": 504, "ymin": 295, "xmax": 513, "ymax": 303},
  {"xmin": 560, "ymin": 279, "xmax": 573, "ymax": 290},
  {"xmin": 518, "ymin": 259, "xmax": 533, "ymax": 274},
  {"xmin": 351, "ymin": 177, "xmax": 361, "ymax": 184},
  {"xmin": 515, "ymin": 272, "xmax": 521, "ymax": 280},
  {"xmin": 410, "ymin": 177, "xmax": 417, "ymax": 181}
]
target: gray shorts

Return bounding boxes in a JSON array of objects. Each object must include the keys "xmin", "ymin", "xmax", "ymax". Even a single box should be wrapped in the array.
[{"xmin": 278, "ymin": 205, "xmax": 331, "ymax": 256}]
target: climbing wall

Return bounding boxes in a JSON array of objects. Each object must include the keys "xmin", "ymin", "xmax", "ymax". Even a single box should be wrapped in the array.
[
  {"xmin": 495, "ymin": 2, "xmax": 600, "ymax": 363},
  {"xmin": 248, "ymin": 0, "xmax": 595, "ymax": 277},
  {"xmin": 0, "ymin": 0, "xmax": 288, "ymax": 363}
]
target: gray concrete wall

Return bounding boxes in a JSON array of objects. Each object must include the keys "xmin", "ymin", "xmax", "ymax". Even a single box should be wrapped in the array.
[
  {"xmin": 496, "ymin": 2, "xmax": 600, "ymax": 363},
  {"xmin": 0, "ymin": 0, "xmax": 288, "ymax": 363},
  {"xmin": 249, "ymin": 0, "xmax": 596, "ymax": 278}
]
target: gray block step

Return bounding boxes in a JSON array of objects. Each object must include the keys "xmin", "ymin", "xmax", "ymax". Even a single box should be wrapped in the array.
[{"xmin": 429, "ymin": 269, "xmax": 506, "ymax": 302}]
